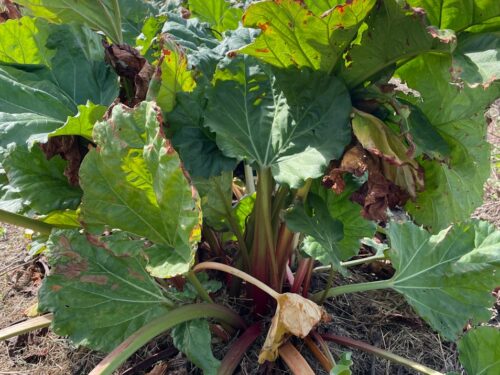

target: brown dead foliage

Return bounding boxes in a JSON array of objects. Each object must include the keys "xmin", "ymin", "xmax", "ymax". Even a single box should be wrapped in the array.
[
  {"xmin": 0, "ymin": 0, "xmax": 20, "ymax": 22},
  {"xmin": 40, "ymin": 136, "xmax": 84, "ymax": 186},
  {"xmin": 103, "ymin": 41, "xmax": 154, "ymax": 106}
]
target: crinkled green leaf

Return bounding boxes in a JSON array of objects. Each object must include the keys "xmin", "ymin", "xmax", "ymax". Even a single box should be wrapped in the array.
[
  {"xmin": 397, "ymin": 53, "xmax": 499, "ymax": 231},
  {"xmin": 38, "ymin": 230, "xmax": 172, "ymax": 352},
  {"xmin": 3, "ymin": 145, "xmax": 82, "ymax": 214},
  {"xmin": 188, "ymin": 0, "xmax": 242, "ymax": 33},
  {"xmin": 193, "ymin": 171, "xmax": 232, "ymax": 231},
  {"xmin": 457, "ymin": 327, "xmax": 500, "ymax": 375},
  {"xmin": 453, "ymin": 32, "xmax": 500, "ymax": 87},
  {"xmin": 286, "ymin": 194, "xmax": 344, "ymax": 269},
  {"xmin": 161, "ymin": 12, "xmax": 221, "ymax": 77},
  {"xmin": 339, "ymin": 0, "xmax": 456, "ymax": 88},
  {"xmin": 311, "ymin": 177, "xmax": 376, "ymax": 261},
  {"xmin": 386, "ymin": 220, "xmax": 500, "ymax": 340},
  {"xmin": 406, "ymin": 0, "xmax": 500, "ymax": 31},
  {"xmin": 80, "ymin": 102, "xmax": 201, "ymax": 277},
  {"xmin": 238, "ymin": 0, "xmax": 376, "ymax": 72},
  {"xmin": 330, "ymin": 352, "xmax": 353, "ymax": 375},
  {"xmin": 16, "ymin": 0, "xmax": 157, "ymax": 44},
  {"xmin": 171, "ymin": 319, "xmax": 220, "ymax": 375},
  {"xmin": 205, "ymin": 61, "xmax": 351, "ymax": 188},
  {"xmin": 49, "ymin": 102, "xmax": 106, "ymax": 141}
]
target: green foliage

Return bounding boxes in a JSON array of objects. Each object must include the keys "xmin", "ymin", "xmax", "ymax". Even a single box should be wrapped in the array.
[
  {"xmin": 386, "ymin": 220, "xmax": 500, "ymax": 341},
  {"xmin": 0, "ymin": 0, "xmax": 499, "ymax": 374},
  {"xmin": 330, "ymin": 352, "xmax": 353, "ymax": 375},
  {"xmin": 457, "ymin": 327, "xmax": 500, "ymax": 375},
  {"xmin": 39, "ymin": 230, "xmax": 173, "ymax": 352},
  {"xmin": 171, "ymin": 319, "xmax": 221, "ymax": 375},
  {"xmin": 80, "ymin": 102, "xmax": 201, "ymax": 278}
]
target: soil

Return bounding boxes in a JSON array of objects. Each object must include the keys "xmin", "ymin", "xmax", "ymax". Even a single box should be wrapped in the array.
[{"xmin": 0, "ymin": 104, "xmax": 498, "ymax": 374}]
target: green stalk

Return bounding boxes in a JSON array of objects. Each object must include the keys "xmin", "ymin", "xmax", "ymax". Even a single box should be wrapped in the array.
[
  {"xmin": 321, "ymin": 334, "xmax": 445, "ymax": 375},
  {"xmin": 313, "ymin": 253, "xmax": 388, "ymax": 273},
  {"xmin": 257, "ymin": 168, "xmax": 279, "ymax": 289},
  {"xmin": 317, "ymin": 266, "xmax": 335, "ymax": 304},
  {"xmin": 215, "ymin": 184, "xmax": 250, "ymax": 270},
  {"xmin": 89, "ymin": 304, "xmax": 245, "ymax": 375},
  {"xmin": 244, "ymin": 163, "xmax": 255, "ymax": 194},
  {"xmin": 0, "ymin": 209, "xmax": 53, "ymax": 235},
  {"xmin": 311, "ymin": 279, "xmax": 391, "ymax": 302},
  {"xmin": 186, "ymin": 271, "xmax": 213, "ymax": 303}
]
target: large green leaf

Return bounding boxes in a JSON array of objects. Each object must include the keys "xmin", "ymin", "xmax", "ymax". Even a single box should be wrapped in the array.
[
  {"xmin": 169, "ymin": 89, "xmax": 237, "ymax": 178},
  {"xmin": 188, "ymin": 0, "xmax": 242, "ymax": 33},
  {"xmin": 38, "ymin": 230, "xmax": 172, "ymax": 352},
  {"xmin": 311, "ymin": 177, "xmax": 376, "ymax": 261},
  {"xmin": 457, "ymin": 327, "xmax": 500, "ymax": 375},
  {"xmin": 0, "ymin": 17, "xmax": 53, "ymax": 65},
  {"xmin": 338, "ymin": 0, "xmax": 455, "ymax": 88},
  {"xmin": 397, "ymin": 53, "xmax": 499, "ymax": 231},
  {"xmin": 406, "ymin": 0, "xmax": 500, "ymax": 31},
  {"xmin": 0, "ymin": 18, "xmax": 117, "ymax": 105},
  {"xmin": 386, "ymin": 220, "xmax": 500, "ymax": 340},
  {"xmin": 285, "ymin": 194, "xmax": 345, "ymax": 269},
  {"xmin": 238, "ymin": 0, "xmax": 376, "ymax": 72},
  {"xmin": 2, "ymin": 145, "xmax": 82, "ymax": 214},
  {"xmin": 0, "ymin": 65, "xmax": 74, "ymax": 148},
  {"xmin": 0, "ymin": 21, "xmax": 118, "ymax": 148},
  {"xmin": 16, "ymin": 0, "xmax": 156, "ymax": 44},
  {"xmin": 80, "ymin": 102, "xmax": 202, "ymax": 277},
  {"xmin": 171, "ymin": 319, "xmax": 220, "ymax": 375},
  {"xmin": 205, "ymin": 61, "xmax": 351, "ymax": 188},
  {"xmin": 453, "ymin": 32, "xmax": 500, "ymax": 87}
]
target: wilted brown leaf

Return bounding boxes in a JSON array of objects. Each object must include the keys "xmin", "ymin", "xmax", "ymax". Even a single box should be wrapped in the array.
[
  {"xmin": 103, "ymin": 42, "xmax": 154, "ymax": 106},
  {"xmin": 0, "ymin": 0, "xmax": 20, "ymax": 22},
  {"xmin": 40, "ymin": 136, "xmax": 83, "ymax": 186},
  {"xmin": 258, "ymin": 293, "xmax": 327, "ymax": 363}
]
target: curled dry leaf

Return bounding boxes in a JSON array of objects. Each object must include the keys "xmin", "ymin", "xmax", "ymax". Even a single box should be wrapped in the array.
[
  {"xmin": 40, "ymin": 135, "xmax": 84, "ymax": 186},
  {"xmin": 258, "ymin": 293, "xmax": 327, "ymax": 363},
  {"xmin": 103, "ymin": 42, "xmax": 154, "ymax": 106}
]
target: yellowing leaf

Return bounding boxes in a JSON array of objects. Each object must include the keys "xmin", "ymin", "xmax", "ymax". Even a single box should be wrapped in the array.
[
  {"xmin": 156, "ymin": 43, "xmax": 196, "ymax": 113},
  {"xmin": 258, "ymin": 293, "xmax": 326, "ymax": 363}
]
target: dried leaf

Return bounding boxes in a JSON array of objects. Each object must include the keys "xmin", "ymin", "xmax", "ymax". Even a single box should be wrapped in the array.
[
  {"xmin": 40, "ymin": 135, "xmax": 83, "ymax": 186},
  {"xmin": 103, "ymin": 42, "xmax": 153, "ymax": 106},
  {"xmin": 258, "ymin": 293, "xmax": 326, "ymax": 363},
  {"xmin": 0, "ymin": 0, "xmax": 20, "ymax": 22}
]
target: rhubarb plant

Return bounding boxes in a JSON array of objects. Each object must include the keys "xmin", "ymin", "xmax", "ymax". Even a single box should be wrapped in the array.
[{"xmin": 0, "ymin": 0, "xmax": 499, "ymax": 374}]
